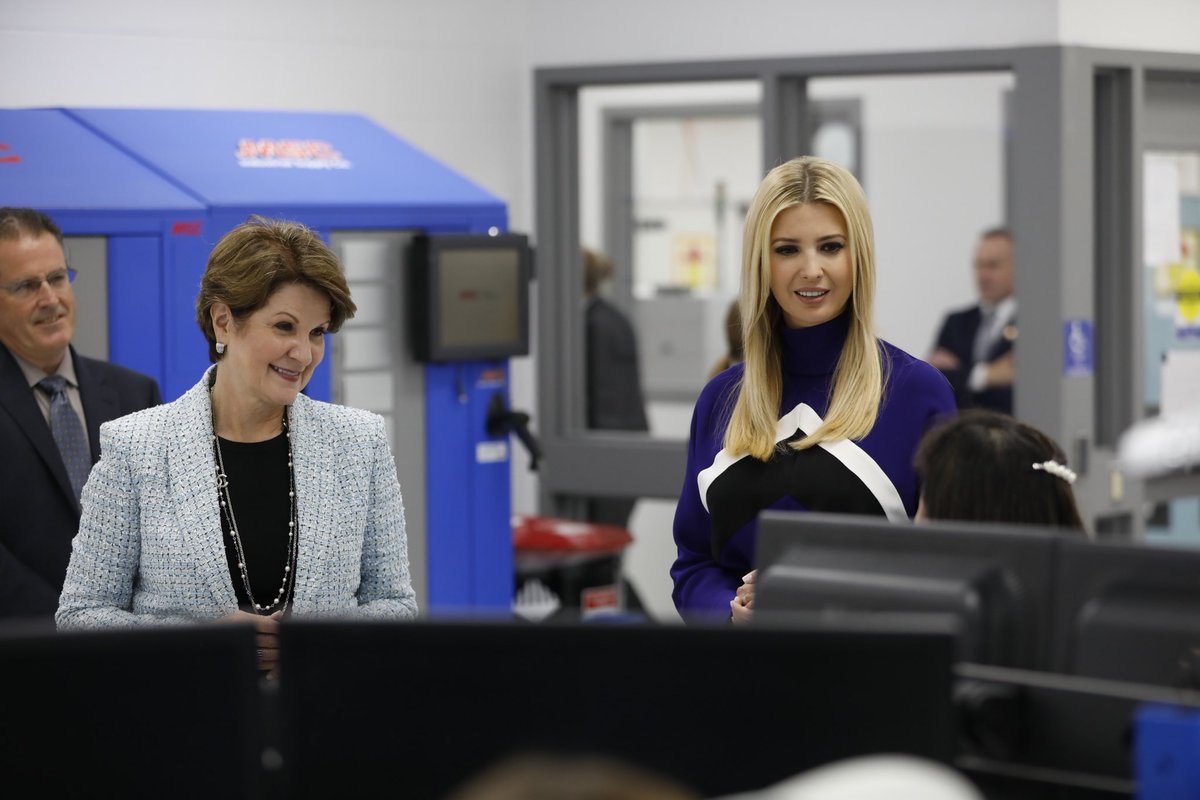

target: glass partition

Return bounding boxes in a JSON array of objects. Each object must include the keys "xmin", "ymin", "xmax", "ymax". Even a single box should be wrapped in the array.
[
  {"xmin": 1141, "ymin": 150, "xmax": 1200, "ymax": 542},
  {"xmin": 808, "ymin": 72, "xmax": 1014, "ymax": 364},
  {"xmin": 579, "ymin": 81, "xmax": 762, "ymax": 442}
]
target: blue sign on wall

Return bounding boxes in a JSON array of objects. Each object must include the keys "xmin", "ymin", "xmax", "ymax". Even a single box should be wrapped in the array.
[{"xmin": 1063, "ymin": 319, "xmax": 1094, "ymax": 376}]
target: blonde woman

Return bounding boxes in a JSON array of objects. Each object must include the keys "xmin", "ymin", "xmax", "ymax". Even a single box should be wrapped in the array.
[{"xmin": 671, "ymin": 157, "xmax": 955, "ymax": 622}]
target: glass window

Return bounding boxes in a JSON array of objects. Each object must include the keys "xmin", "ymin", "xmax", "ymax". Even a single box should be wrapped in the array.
[
  {"xmin": 808, "ymin": 73, "xmax": 1014, "ymax": 366},
  {"xmin": 580, "ymin": 81, "xmax": 762, "ymax": 441},
  {"xmin": 1141, "ymin": 149, "xmax": 1200, "ymax": 543}
]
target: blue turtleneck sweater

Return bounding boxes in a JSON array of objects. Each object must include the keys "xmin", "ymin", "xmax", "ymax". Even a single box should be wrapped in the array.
[{"xmin": 670, "ymin": 312, "xmax": 956, "ymax": 619}]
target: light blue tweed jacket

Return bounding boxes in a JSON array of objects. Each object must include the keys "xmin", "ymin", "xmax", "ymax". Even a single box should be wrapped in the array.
[{"xmin": 56, "ymin": 367, "xmax": 418, "ymax": 629}]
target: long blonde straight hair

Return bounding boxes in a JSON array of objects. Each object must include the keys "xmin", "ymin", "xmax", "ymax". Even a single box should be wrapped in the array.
[{"xmin": 722, "ymin": 156, "xmax": 884, "ymax": 461}]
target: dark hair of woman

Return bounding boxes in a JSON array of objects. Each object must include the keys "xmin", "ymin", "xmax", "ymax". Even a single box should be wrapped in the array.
[{"xmin": 914, "ymin": 409, "xmax": 1086, "ymax": 532}]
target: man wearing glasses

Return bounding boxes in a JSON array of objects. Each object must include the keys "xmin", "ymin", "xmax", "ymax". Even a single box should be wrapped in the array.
[{"xmin": 0, "ymin": 207, "xmax": 160, "ymax": 621}]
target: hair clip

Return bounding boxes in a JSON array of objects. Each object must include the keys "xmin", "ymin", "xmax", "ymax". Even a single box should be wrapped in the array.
[{"xmin": 1032, "ymin": 460, "xmax": 1077, "ymax": 485}]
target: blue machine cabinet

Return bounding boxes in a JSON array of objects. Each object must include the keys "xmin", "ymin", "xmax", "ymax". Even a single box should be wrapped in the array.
[
  {"xmin": 0, "ymin": 108, "xmax": 207, "ymax": 385},
  {"xmin": 425, "ymin": 361, "xmax": 515, "ymax": 612},
  {"xmin": 1136, "ymin": 703, "xmax": 1200, "ymax": 799},
  {"xmin": 0, "ymin": 107, "xmax": 514, "ymax": 613}
]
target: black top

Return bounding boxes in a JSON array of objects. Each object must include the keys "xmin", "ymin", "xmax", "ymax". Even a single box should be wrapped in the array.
[
  {"xmin": 0, "ymin": 343, "xmax": 161, "ymax": 620},
  {"xmin": 216, "ymin": 432, "xmax": 294, "ymax": 612},
  {"xmin": 932, "ymin": 304, "xmax": 1014, "ymax": 414},
  {"xmin": 584, "ymin": 296, "xmax": 649, "ymax": 431}
]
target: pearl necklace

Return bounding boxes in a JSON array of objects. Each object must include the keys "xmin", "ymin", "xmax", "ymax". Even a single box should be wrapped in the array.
[{"xmin": 212, "ymin": 409, "xmax": 298, "ymax": 614}]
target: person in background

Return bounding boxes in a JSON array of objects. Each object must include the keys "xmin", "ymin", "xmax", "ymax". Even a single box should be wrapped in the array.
[
  {"xmin": 0, "ymin": 207, "xmax": 161, "ymax": 621},
  {"xmin": 57, "ymin": 217, "xmax": 417, "ymax": 675},
  {"xmin": 706, "ymin": 299, "xmax": 744, "ymax": 381},
  {"xmin": 927, "ymin": 227, "xmax": 1016, "ymax": 414},
  {"xmin": 671, "ymin": 157, "xmax": 956, "ymax": 624},
  {"xmin": 446, "ymin": 754, "xmax": 699, "ymax": 800},
  {"xmin": 914, "ymin": 409, "xmax": 1086, "ymax": 533},
  {"xmin": 584, "ymin": 247, "xmax": 649, "ymax": 529}
]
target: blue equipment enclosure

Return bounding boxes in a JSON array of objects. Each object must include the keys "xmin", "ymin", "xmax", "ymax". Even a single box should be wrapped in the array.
[
  {"xmin": 0, "ymin": 107, "xmax": 514, "ymax": 613},
  {"xmin": 0, "ymin": 108, "xmax": 206, "ymax": 382},
  {"xmin": 1136, "ymin": 703, "xmax": 1200, "ymax": 799},
  {"xmin": 425, "ymin": 362, "xmax": 515, "ymax": 611}
]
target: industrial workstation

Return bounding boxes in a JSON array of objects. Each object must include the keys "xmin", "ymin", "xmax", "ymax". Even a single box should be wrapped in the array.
[{"xmin": 2, "ymin": 2, "xmax": 1200, "ymax": 798}]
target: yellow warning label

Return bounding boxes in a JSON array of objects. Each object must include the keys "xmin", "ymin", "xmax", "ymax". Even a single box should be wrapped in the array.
[{"xmin": 1178, "ymin": 267, "xmax": 1200, "ymax": 324}]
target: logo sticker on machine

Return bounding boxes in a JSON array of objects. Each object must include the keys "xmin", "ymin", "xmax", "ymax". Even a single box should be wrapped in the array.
[
  {"xmin": 235, "ymin": 139, "xmax": 351, "ymax": 170},
  {"xmin": 475, "ymin": 441, "xmax": 508, "ymax": 464},
  {"xmin": 477, "ymin": 367, "xmax": 506, "ymax": 388}
]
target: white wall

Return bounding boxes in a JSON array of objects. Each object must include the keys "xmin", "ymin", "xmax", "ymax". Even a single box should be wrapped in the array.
[
  {"xmin": 1059, "ymin": 0, "xmax": 1200, "ymax": 51},
  {"xmin": 528, "ymin": 0, "xmax": 1060, "ymax": 64},
  {"xmin": 0, "ymin": 0, "xmax": 532, "ymax": 232}
]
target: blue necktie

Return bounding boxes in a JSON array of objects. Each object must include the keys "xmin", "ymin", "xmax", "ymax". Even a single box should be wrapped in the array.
[{"xmin": 36, "ymin": 375, "xmax": 90, "ymax": 501}]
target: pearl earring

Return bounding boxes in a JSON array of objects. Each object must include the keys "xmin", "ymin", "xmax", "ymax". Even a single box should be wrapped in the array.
[{"xmin": 215, "ymin": 342, "xmax": 226, "ymax": 355}]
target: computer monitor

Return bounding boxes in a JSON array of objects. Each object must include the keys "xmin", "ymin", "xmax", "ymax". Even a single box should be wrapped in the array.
[
  {"xmin": 409, "ymin": 232, "xmax": 531, "ymax": 362},
  {"xmin": 955, "ymin": 662, "xmax": 1200, "ymax": 797},
  {"xmin": 1052, "ymin": 537, "xmax": 1200, "ymax": 688},
  {"xmin": 754, "ymin": 511, "xmax": 1062, "ymax": 669},
  {"xmin": 278, "ymin": 619, "xmax": 955, "ymax": 798},
  {"xmin": 0, "ymin": 623, "xmax": 262, "ymax": 798}
]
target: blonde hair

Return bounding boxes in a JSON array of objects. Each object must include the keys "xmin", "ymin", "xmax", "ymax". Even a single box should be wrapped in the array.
[{"xmin": 723, "ymin": 156, "xmax": 884, "ymax": 460}]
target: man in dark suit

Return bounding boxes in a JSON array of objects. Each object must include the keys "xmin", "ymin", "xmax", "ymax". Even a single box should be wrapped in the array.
[
  {"xmin": 0, "ymin": 208, "xmax": 161, "ymax": 621},
  {"xmin": 928, "ymin": 227, "xmax": 1016, "ymax": 415}
]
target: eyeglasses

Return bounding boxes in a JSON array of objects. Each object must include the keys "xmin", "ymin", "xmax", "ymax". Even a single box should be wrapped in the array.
[{"xmin": 0, "ymin": 267, "xmax": 76, "ymax": 299}]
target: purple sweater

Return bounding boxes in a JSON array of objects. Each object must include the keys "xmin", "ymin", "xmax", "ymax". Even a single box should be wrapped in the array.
[{"xmin": 670, "ymin": 312, "xmax": 956, "ymax": 619}]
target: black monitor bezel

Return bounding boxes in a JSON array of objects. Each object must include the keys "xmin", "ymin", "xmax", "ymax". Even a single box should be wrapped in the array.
[
  {"xmin": 0, "ymin": 624, "xmax": 262, "ymax": 796},
  {"xmin": 1051, "ymin": 536, "xmax": 1200, "ymax": 687},
  {"xmin": 277, "ymin": 618, "xmax": 955, "ymax": 798},
  {"xmin": 754, "ymin": 511, "xmax": 1064, "ymax": 670},
  {"xmin": 409, "ymin": 232, "xmax": 531, "ymax": 363}
]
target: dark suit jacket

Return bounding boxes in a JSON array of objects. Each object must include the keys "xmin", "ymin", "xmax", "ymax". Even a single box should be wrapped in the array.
[
  {"xmin": 585, "ymin": 297, "xmax": 649, "ymax": 432},
  {"xmin": 0, "ymin": 343, "xmax": 161, "ymax": 620},
  {"xmin": 584, "ymin": 297, "xmax": 649, "ymax": 528},
  {"xmin": 933, "ymin": 305, "xmax": 1014, "ymax": 415}
]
